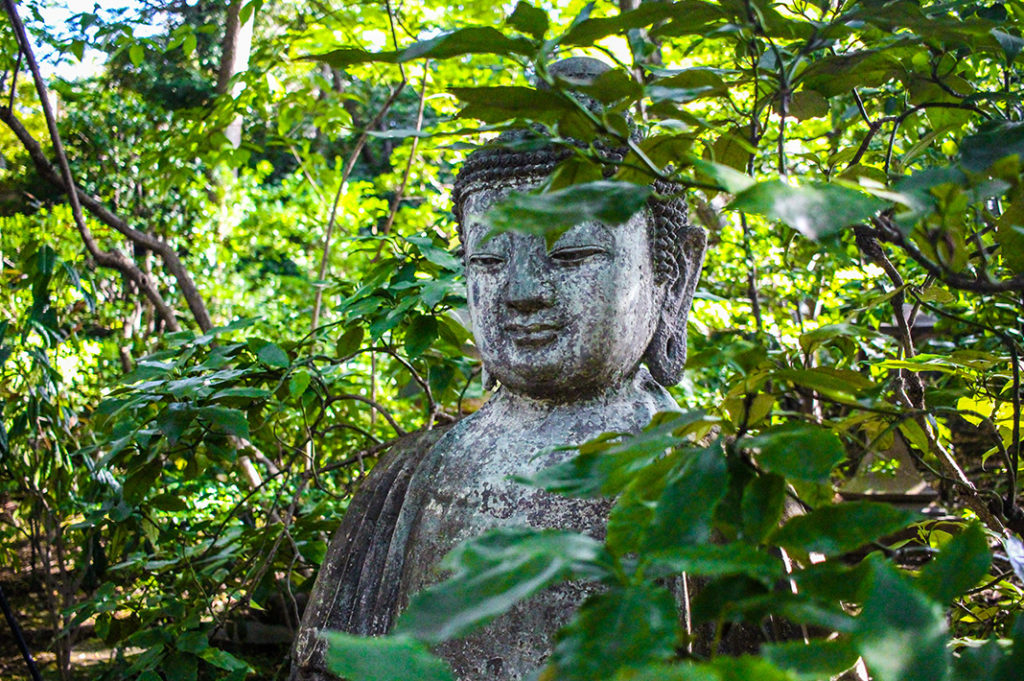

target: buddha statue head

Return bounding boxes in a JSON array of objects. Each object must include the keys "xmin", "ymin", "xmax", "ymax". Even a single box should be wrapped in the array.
[{"xmin": 451, "ymin": 58, "xmax": 707, "ymax": 401}]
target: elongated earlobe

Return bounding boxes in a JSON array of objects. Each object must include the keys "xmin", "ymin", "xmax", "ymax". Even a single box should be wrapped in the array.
[
  {"xmin": 644, "ymin": 227, "xmax": 707, "ymax": 385},
  {"xmin": 482, "ymin": 364, "xmax": 497, "ymax": 391}
]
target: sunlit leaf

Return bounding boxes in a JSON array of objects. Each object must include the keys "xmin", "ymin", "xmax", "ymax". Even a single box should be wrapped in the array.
[
  {"xmin": 773, "ymin": 502, "xmax": 919, "ymax": 557},
  {"xmin": 917, "ymin": 522, "xmax": 991, "ymax": 604},
  {"xmin": 481, "ymin": 181, "xmax": 652, "ymax": 248},
  {"xmin": 395, "ymin": 528, "xmax": 613, "ymax": 645},
  {"xmin": 729, "ymin": 181, "xmax": 886, "ymax": 240},
  {"xmin": 314, "ymin": 28, "xmax": 533, "ymax": 67},
  {"xmin": 741, "ymin": 423, "xmax": 845, "ymax": 483},
  {"xmin": 763, "ymin": 638, "xmax": 860, "ymax": 680},
  {"xmin": 642, "ymin": 441, "xmax": 728, "ymax": 552}
]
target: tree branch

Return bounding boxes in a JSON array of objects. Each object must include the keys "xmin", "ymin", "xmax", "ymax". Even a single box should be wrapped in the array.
[
  {"xmin": 0, "ymin": 106, "xmax": 214, "ymax": 331},
  {"xmin": 1, "ymin": 0, "xmax": 186, "ymax": 332},
  {"xmin": 872, "ymin": 215, "xmax": 1024, "ymax": 293}
]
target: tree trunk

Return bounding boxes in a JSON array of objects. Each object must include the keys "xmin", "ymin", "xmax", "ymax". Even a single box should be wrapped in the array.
[{"xmin": 217, "ymin": 0, "xmax": 254, "ymax": 149}]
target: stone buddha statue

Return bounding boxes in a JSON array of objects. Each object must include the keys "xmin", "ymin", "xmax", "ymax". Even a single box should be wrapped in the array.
[{"xmin": 291, "ymin": 57, "xmax": 707, "ymax": 681}]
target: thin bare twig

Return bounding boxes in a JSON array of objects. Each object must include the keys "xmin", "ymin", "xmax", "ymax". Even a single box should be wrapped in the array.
[
  {"xmin": 309, "ymin": 81, "xmax": 408, "ymax": 330},
  {"xmin": 327, "ymin": 393, "xmax": 407, "ymax": 435},
  {"xmin": 379, "ymin": 69, "xmax": 428, "ymax": 237}
]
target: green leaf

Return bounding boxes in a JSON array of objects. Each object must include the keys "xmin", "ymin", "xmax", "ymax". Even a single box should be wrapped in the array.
[
  {"xmin": 157, "ymin": 404, "xmax": 195, "ymax": 445},
  {"xmin": 212, "ymin": 387, "xmax": 272, "ymax": 399},
  {"xmin": 314, "ymin": 27, "xmax": 533, "ymax": 68},
  {"xmin": 124, "ymin": 459, "xmax": 162, "ymax": 505},
  {"xmin": 800, "ymin": 50, "xmax": 902, "ymax": 98},
  {"xmin": 741, "ymin": 423, "xmax": 845, "ymax": 483},
  {"xmin": 773, "ymin": 502, "xmax": 918, "ymax": 557},
  {"xmin": 855, "ymin": 560, "xmax": 950, "ymax": 681},
  {"xmin": 787, "ymin": 90, "xmax": 829, "ymax": 121},
  {"xmin": 69, "ymin": 39, "xmax": 85, "ymax": 60},
  {"xmin": 610, "ymin": 662, "xmax": 721, "ymax": 680},
  {"xmin": 561, "ymin": 1, "xmax": 684, "ymax": 46},
  {"xmin": 395, "ymin": 528, "xmax": 612, "ymax": 645},
  {"xmin": 992, "ymin": 29, "xmax": 1024, "ymax": 63},
  {"xmin": 198, "ymin": 406, "xmax": 250, "ymax": 439},
  {"xmin": 645, "ymin": 542, "xmax": 782, "ymax": 583},
  {"xmin": 482, "ymin": 180, "xmax": 652, "ymax": 248},
  {"xmin": 729, "ymin": 181, "xmax": 886, "ymax": 240},
  {"xmin": 521, "ymin": 411, "xmax": 708, "ymax": 498},
  {"xmin": 647, "ymin": 84, "xmax": 722, "ymax": 104},
  {"xmin": 405, "ymin": 314, "xmax": 438, "ymax": 358},
  {"xmin": 199, "ymin": 647, "xmax": 250, "ymax": 672},
  {"xmin": 289, "ymin": 369, "xmax": 312, "ymax": 398},
  {"xmin": 773, "ymin": 367, "xmax": 876, "ymax": 401},
  {"xmin": 129, "ymin": 44, "xmax": 144, "ymax": 67},
  {"xmin": 254, "ymin": 341, "xmax": 290, "ymax": 368},
  {"xmin": 709, "ymin": 656, "xmax": 802, "ymax": 681},
  {"xmin": 548, "ymin": 156, "xmax": 604, "ymax": 191},
  {"xmin": 917, "ymin": 522, "xmax": 991, "ymax": 604},
  {"xmin": 793, "ymin": 559, "xmax": 872, "ymax": 603},
  {"xmin": 450, "ymin": 86, "xmax": 572, "ymax": 125},
  {"xmin": 577, "ymin": 69, "xmax": 642, "ymax": 105},
  {"xmin": 651, "ymin": 1, "xmax": 732, "ymax": 38},
  {"xmin": 690, "ymin": 158, "xmax": 755, "ymax": 194},
  {"xmin": 996, "ymin": 203, "xmax": 1024, "ymax": 273},
  {"xmin": 740, "ymin": 473, "xmax": 786, "ymax": 544},
  {"xmin": 960, "ymin": 121, "xmax": 1024, "ymax": 173},
  {"xmin": 550, "ymin": 584, "xmax": 679, "ymax": 681},
  {"xmin": 35, "ymin": 245, "xmax": 56, "ymax": 276},
  {"xmin": 182, "ymin": 32, "xmax": 197, "ymax": 58},
  {"xmin": 953, "ymin": 639, "xmax": 1005, "ymax": 681},
  {"xmin": 507, "ymin": 1, "xmax": 548, "ymax": 39},
  {"xmin": 176, "ymin": 631, "xmax": 209, "ymax": 654},
  {"xmin": 642, "ymin": 441, "xmax": 728, "ymax": 552},
  {"xmin": 994, "ymin": 616, "xmax": 1024, "ymax": 681},
  {"xmin": 406, "ymin": 235, "xmax": 461, "ymax": 271},
  {"xmin": 323, "ymin": 633, "xmax": 453, "ymax": 681},
  {"xmin": 149, "ymin": 493, "xmax": 187, "ymax": 512},
  {"xmin": 763, "ymin": 638, "xmax": 859, "ymax": 680},
  {"xmin": 798, "ymin": 323, "xmax": 882, "ymax": 353},
  {"xmin": 606, "ymin": 455, "xmax": 674, "ymax": 555},
  {"xmin": 336, "ymin": 326, "xmax": 365, "ymax": 358},
  {"xmin": 164, "ymin": 652, "xmax": 198, "ymax": 681}
]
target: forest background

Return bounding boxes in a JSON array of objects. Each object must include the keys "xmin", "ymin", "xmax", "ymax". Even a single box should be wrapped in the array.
[{"xmin": 1, "ymin": 0, "xmax": 1024, "ymax": 679}]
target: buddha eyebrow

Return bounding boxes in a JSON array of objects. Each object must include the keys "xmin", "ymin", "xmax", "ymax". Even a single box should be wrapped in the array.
[{"xmin": 549, "ymin": 224, "xmax": 614, "ymax": 250}]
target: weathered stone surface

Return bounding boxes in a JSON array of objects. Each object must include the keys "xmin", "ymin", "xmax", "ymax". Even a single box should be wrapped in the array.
[{"xmin": 290, "ymin": 57, "xmax": 707, "ymax": 681}]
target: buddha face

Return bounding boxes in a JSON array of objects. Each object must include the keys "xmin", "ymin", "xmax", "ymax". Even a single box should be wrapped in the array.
[{"xmin": 462, "ymin": 188, "xmax": 663, "ymax": 400}]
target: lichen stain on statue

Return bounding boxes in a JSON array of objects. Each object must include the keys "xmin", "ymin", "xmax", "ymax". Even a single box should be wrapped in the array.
[{"xmin": 290, "ymin": 57, "xmax": 707, "ymax": 681}]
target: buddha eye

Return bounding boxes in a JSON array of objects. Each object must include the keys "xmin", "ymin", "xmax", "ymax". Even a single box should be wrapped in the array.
[
  {"xmin": 549, "ymin": 246, "xmax": 607, "ymax": 264},
  {"xmin": 468, "ymin": 254, "xmax": 506, "ymax": 268}
]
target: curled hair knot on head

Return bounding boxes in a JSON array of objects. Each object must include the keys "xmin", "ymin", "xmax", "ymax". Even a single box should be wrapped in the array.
[{"xmin": 451, "ymin": 58, "xmax": 707, "ymax": 386}]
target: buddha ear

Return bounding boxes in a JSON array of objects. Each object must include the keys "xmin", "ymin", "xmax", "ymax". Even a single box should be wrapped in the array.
[
  {"xmin": 481, "ymin": 364, "xmax": 497, "ymax": 392},
  {"xmin": 644, "ymin": 226, "xmax": 707, "ymax": 386}
]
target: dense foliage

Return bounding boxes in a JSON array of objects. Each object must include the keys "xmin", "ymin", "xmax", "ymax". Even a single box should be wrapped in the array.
[{"xmin": 1, "ymin": 0, "xmax": 1023, "ymax": 679}]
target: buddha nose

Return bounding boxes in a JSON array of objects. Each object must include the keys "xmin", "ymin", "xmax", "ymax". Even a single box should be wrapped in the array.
[{"xmin": 504, "ymin": 255, "xmax": 554, "ymax": 312}]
